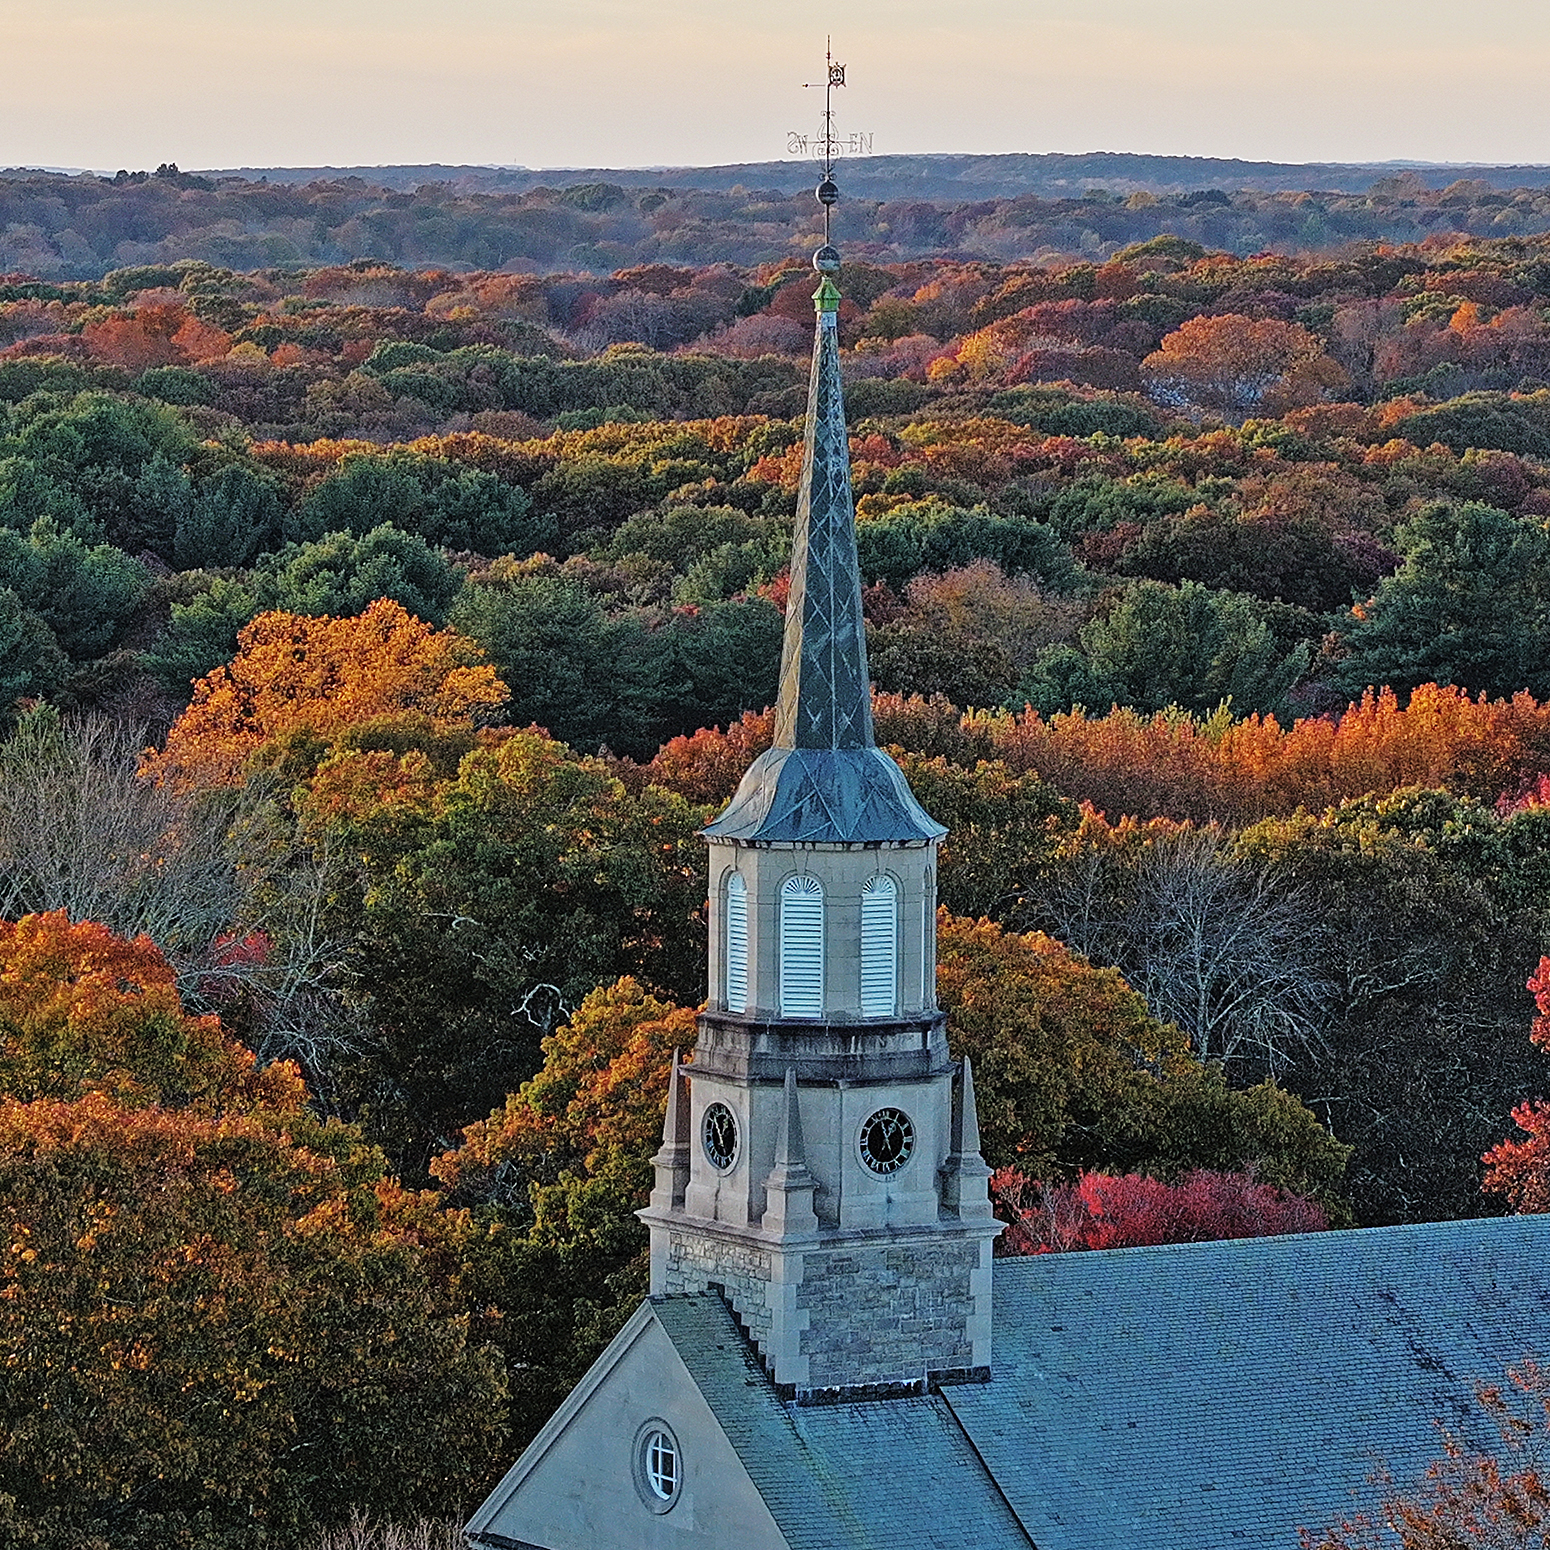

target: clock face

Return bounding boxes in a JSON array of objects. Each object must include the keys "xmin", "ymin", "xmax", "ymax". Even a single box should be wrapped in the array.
[
  {"xmin": 702, "ymin": 1102, "xmax": 739, "ymax": 1171},
  {"xmin": 858, "ymin": 1107, "xmax": 915, "ymax": 1175}
]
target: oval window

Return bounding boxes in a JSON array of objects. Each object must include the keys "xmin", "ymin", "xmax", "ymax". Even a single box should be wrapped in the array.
[
  {"xmin": 644, "ymin": 1430, "xmax": 678, "ymax": 1499},
  {"xmin": 633, "ymin": 1420, "xmax": 683, "ymax": 1513}
]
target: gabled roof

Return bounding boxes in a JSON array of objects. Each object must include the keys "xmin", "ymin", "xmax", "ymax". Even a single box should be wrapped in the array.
[
  {"xmin": 945, "ymin": 1214, "xmax": 1550, "ymax": 1550},
  {"xmin": 471, "ymin": 1215, "xmax": 1550, "ymax": 1550},
  {"xmin": 656, "ymin": 1216, "xmax": 1550, "ymax": 1550},
  {"xmin": 655, "ymin": 1294, "xmax": 1032, "ymax": 1550},
  {"xmin": 703, "ymin": 278, "xmax": 942, "ymax": 847}
]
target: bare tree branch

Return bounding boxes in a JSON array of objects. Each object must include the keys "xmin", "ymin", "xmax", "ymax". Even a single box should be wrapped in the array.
[{"xmin": 1036, "ymin": 824, "xmax": 1331, "ymax": 1070}]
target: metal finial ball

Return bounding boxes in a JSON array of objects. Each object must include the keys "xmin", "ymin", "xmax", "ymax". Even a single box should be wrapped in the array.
[
  {"xmin": 816, "ymin": 177, "xmax": 839, "ymax": 206},
  {"xmin": 812, "ymin": 244, "xmax": 841, "ymax": 275}
]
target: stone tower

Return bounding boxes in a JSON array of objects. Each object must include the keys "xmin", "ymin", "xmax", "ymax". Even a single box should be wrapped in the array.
[{"xmin": 639, "ymin": 249, "xmax": 1000, "ymax": 1405}]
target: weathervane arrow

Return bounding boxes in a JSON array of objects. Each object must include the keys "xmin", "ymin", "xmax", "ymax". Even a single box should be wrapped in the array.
[{"xmin": 787, "ymin": 38, "xmax": 872, "ymax": 262}]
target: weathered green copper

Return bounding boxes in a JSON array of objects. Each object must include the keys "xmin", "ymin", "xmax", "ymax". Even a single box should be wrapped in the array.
[{"xmin": 704, "ymin": 280, "xmax": 944, "ymax": 846}]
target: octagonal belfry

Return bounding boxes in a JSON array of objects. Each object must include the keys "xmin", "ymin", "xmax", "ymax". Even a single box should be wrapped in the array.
[{"xmin": 638, "ymin": 265, "xmax": 1000, "ymax": 1406}]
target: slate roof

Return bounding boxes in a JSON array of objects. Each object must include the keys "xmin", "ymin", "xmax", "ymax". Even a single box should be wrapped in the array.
[
  {"xmin": 654, "ymin": 1294, "xmax": 1032, "ymax": 1550},
  {"xmin": 704, "ymin": 745, "xmax": 945, "ymax": 846},
  {"xmin": 658, "ymin": 1215, "xmax": 1550, "ymax": 1550},
  {"xmin": 704, "ymin": 284, "xmax": 942, "ymax": 847}
]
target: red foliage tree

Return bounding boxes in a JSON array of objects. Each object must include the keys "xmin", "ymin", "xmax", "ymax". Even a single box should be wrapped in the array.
[
  {"xmin": 1482, "ymin": 958, "xmax": 1550, "ymax": 1213},
  {"xmin": 81, "ymin": 301, "xmax": 229, "ymax": 369},
  {"xmin": 992, "ymin": 1165, "xmax": 1329, "ymax": 1254}
]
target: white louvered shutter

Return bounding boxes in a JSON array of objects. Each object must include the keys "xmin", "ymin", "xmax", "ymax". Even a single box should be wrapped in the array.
[
  {"xmin": 724, "ymin": 873, "xmax": 749, "ymax": 1013},
  {"xmin": 860, "ymin": 875, "xmax": 898, "ymax": 1018},
  {"xmin": 780, "ymin": 875, "xmax": 824, "ymax": 1018}
]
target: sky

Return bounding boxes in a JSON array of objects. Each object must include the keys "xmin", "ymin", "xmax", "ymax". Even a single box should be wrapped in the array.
[{"xmin": 5, "ymin": 0, "xmax": 1550, "ymax": 174}]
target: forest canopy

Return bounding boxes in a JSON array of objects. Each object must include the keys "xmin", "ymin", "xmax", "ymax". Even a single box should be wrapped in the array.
[
  {"xmin": 7, "ymin": 162, "xmax": 1550, "ymax": 278},
  {"xmin": 10, "ymin": 214, "xmax": 1550, "ymax": 1545}
]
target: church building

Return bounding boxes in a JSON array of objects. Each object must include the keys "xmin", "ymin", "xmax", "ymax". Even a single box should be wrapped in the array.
[{"xmin": 465, "ymin": 216, "xmax": 1550, "ymax": 1550}]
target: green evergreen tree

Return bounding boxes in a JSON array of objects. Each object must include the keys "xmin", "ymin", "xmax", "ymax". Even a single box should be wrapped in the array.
[
  {"xmin": 453, "ymin": 570, "xmax": 624, "ymax": 751},
  {"xmin": 267, "ymin": 524, "xmax": 461, "ymax": 626},
  {"xmin": 287, "ymin": 457, "xmax": 428, "ymax": 544},
  {"xmin": 0, "ymin": 589, "xmax": 65, "ymax": 718},
  {"xmin": 143, "ymin": 574, "xmax": 263, "ymax": 693},
  {"xmin": 147, "ymin": 528, "xmax": 462, "ymax": 694},
  {"xmin": 173, "ymin": 464, "xmax": 282, "ymax": 570},
  {"xmin": 1020, "ymin": 579, "xmax": 1308, "ymax": 717},
  {"xmin": 1338, "ymin": 501, "xmax": 1550, "ymax": 699},
  {"xmin": 0, "ymin": 520, "xmax": 147, "ymax": 659},
  {"xmin": 128, "ymin": 452, "xmax": 194, "ymax": 559}
]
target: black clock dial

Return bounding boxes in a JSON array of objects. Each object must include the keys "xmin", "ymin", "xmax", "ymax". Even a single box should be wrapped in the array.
[
  {"xmin": 702, "ymin": 1102, "xmax": 738, "ymax": 1171},
  {"xmin": 858, "ymin": 1107, "xmax": 914, "ymax": 1175}
]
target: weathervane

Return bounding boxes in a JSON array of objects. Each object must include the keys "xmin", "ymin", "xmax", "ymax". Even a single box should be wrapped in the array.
[{"xmin": 787, "ymin": 38, "xmax": 871, "ymax": 272}]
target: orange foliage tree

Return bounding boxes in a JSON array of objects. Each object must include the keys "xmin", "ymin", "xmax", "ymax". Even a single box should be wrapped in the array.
[
  {"xmin": 0, "ymin": 911, "xmax": 301, "ymax": 1112},
  {"xmin": 146, "ymin": 598, "xmax": 508, "ymax": 790},
  {"xmin": 986, "ymin": 684, "xmax": 1550, "ymax": 824},
  {"xmin": 0, "ymin": 914, "xmax": 506, "ymax": 1545},
  {"xmin": 81, "ymin": 301, "xmax": 230, "ymax": 369},
  {"xmin": 642, "ymin": 685, "xmax": 1550, "ymax": 829},
  {"xmin": 434, "ymin": 976, "xmax": 698, "ymax": 1254},
  {"xmin": 1143, "ymin": 313, "xmax": 1349, "ymax": 417},
  {"xmin": 0, "ymin": 1093, "xmax": 505, "ymax": 1544},
  {"xmin": 427, "ymin": 976, "xmax": 701, "ymax": 1445},
  {"xmin": 642, "ymin": 707, "xmax": 775, "ymax": 805}
]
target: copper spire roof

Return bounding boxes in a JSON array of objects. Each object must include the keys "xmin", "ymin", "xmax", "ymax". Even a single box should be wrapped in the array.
[
  {"xmin": 774, "ymin": 274, "xmax": 873, "ymax": 754},
  {"xmin": 704, "ymin": 275, "xmax": 944, "ymax": 846}
]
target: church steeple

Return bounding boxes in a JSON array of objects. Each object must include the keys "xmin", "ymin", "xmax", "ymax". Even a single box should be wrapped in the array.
[
  {"xmin": 774, "ymin": 275, "xmax": 872, "ymax": 752},
  {"xmin": 704, "ymin": 264, "xmax": 942, "ymax": 846},
  {"xmin": 642, "ymin": 150, "xmax": 999, "ymax": 1404}
]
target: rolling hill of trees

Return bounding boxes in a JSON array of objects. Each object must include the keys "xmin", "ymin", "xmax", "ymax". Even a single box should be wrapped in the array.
[{"xmin": 6, "ymin": 158, "xmax": 1550, "ymax": 279}]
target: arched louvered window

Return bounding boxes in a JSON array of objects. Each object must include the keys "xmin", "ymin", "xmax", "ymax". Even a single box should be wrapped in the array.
[
  {"xmin": 780, "ymin": 875, "xmax": 824, "ymax": 1018},
  {"xmin": 860, "ymin": 874, "xmax": 898, "ymax": 1018},
  {"xmin": 724, "ymin": 872, "xmax": 749, "ymax": 1014}
]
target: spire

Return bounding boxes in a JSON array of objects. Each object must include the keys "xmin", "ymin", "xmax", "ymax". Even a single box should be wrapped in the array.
[
  {"xmin": 773, "ymin": 275, "xmax": 873, "ymax": 752},
  {"xmin": 702, "ymin": 252, "xmax": 944, "ymax": 845},
  {"xmin": 649, "ymin": 1051, "xmax": 691, "ymax": 1214},
  {"xmin": 951, "ymin": 1054, "xmax": 983, "ymax": 1157},
  {"xmin": 940, "ymin": 1057, "xmax": 994, "ymax": 1221},
  {"xmin": 762, "ymin": 1067, "xmax": 818, "ymax": 1236},
  {"xmin": 770, "ymin": 1065, "xmax": 812, "ymax": 1175}
]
